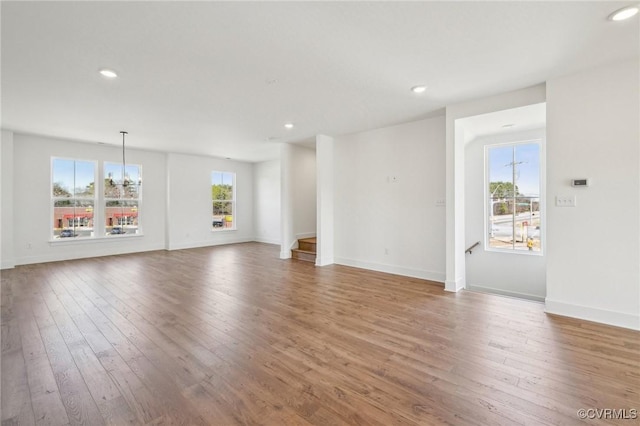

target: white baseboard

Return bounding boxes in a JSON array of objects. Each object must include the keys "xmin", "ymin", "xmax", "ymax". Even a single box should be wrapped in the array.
[
  {"xmin": 315, "ymin": 256, "xmax": 334, "ymax": 267},
  {"xmin": 253, "ymin": 237, "xmax": 280, "ymax": 245},
  {"xmin": 445, "ymin": 277, "xmax": 465, "ymax": 292},
  {"xmin": 1, "ymin": 259, "xmax": 15, "ymax": 269},
  {"xmin": 545, "ymin": 298, "xmax": 640, "ymax": 331},
  {"xmin": 14, "ymin": 243, "xmax": 165, "ymax": 266},
  {"xmin": 334, "ymin": 257, "xmax": 444, "ymax": 283},
  {"xmin": 280, "ymin": 250, "xmax": 291, "ymax": 259},
  {"xmin": 467, "ymin": 284, "xmax": 545, "ymax": 302}
]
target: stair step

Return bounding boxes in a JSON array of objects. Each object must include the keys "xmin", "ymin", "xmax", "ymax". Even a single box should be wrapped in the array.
[
  {"xmin": 298, "ymin": 242, "xmax": 316, "ymax": 252},
  {"xmin": 291, "ymin": 249, "xmax": 316, "ymax": 263},
  {"xmin": 298, "ymin": 237, "xmax": 317, "ymax": 253}
]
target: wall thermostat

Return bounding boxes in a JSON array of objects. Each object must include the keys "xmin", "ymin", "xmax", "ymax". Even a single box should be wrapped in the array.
[{"xmin": 572, "ymin": 178, "xmax": 590, "ymax": 187}]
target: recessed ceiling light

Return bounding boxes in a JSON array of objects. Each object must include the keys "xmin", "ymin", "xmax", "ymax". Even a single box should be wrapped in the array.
[
  {"xmin": 284, "ymin": 123, "xmax": 294, "ymax": 129},
  {"xmin": 609, "ymin": 5, "xmax": 639, "ymax": 21},
  {"xmin": 502, "ymin": 124, "xmax": 515, "ymax": 128},
  {"xmin": 411, "ymin": 85, "xmax": 427, "ymax": 94},
  {"xmin": 99, "ymin": 69, "xmax": 118, "ymax": 79}
]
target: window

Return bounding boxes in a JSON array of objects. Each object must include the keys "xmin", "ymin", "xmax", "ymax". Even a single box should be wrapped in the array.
[
  {"xmin": 52, "ymin": 158, "xmax": 96, "ymax": 239},
  {"xmin": 487, "ymin": 141, "xmax": 541, "ymax": 253},
  {"xmin": 212, "ymin": 171, "xmax": 235, "ymax": 230},
  {"xmin": 105, "ymin": 162, "xmax": 142, "ymax": 236}
]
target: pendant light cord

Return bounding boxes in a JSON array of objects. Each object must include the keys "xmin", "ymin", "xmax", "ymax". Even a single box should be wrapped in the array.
[{"xmin": 121, "ymin": 131, "xmax": 128, "ymax": 186}]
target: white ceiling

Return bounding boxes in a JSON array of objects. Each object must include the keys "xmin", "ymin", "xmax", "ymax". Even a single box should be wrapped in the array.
[{"xmin": 2, "ymin": 1, "xmax": 638, "ymax": 162}]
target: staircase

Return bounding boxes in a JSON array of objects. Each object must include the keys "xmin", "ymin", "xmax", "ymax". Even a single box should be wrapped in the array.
[{"xmin": 291, "ymin": 237, "xmax": 316, "ymax": 263}]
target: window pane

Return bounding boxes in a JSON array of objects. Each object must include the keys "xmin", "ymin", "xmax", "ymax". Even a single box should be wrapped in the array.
[
  {"xmin": 211, "ymin": 171, "xmax": 235, "ymax": 230},
  {"xmin": 514, "ymin": 144, "xmax": 541, "ymax": 252},
  {"xmin": 105, "ymin": 200, "xmax": 139, "ymax": 235},
  {"xmin": 212, "ymin": 201, "xmax": 233, "ymax": 228},
  {"xmin": 53, "ymin": 199, "xmax": 94, "ymax": 238},
  {"xmin": 104, "ymin": 163, "xmax": 141, "ymax": 199},
  {"xmin": 212, "ymin": 173, "xmax": 233, "ymax": 201},
  {"xmin": 52, "ymin": 159, "xmax": 95, "ymax": 198},
  {"xmin": 74, "ymin": 161, "xmax": 95, "ymax": 198},
  {"xmin": 52, "ymin": 159, "xmax": 74, "ymax": 198},
  {"xmin": 487, "ymin": 143, "xmax": 541, "ymax": 253}
]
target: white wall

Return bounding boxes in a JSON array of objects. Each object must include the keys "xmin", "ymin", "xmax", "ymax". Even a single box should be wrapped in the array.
[
  {"xmin": 253, "ymin": 159, "xmax": 281, "ymax": 245},
  {"xmin": 291, "ymin": 145, "xmax": 317, "ymax": 239},
  {"xmin": 333, "ymin": 116, "xmax": 446, "ymax": 282},
  {"xmin": 445, "ymin": 84, "xmax": 547, "ymax": 292},
  {"xmin": 166, "ymin": 153, "xmax": 254, "ymax": 250},
  {"xmin": 280, "ymin": 144, "xmax": 294, "ymax": 258},
  {"xmin": 1, "ymin": 130, "xmax": 15, "ymax": 269},
  {"xmin": 280, "ymin": 143, "xmax": 317, "ymax": 258},
  {"xmin": 546, "ymin": 59, "xmax": 639, "ymax": 330},
  {"xmin": 316, "ymin": 134, "xmax": 334, "ymax": 266},
  {"xmin": 10, "ymin": 133, "xmax": 167, "ymax": 265},
  {"xmin": 464, "ymin": 128, "xmax": 546, "ymax": 301}
]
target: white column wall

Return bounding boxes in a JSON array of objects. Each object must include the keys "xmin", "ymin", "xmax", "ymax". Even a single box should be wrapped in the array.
[
  {"xmin": 316, "ymin": 134, "xmax": 334, "ymax": 266},
  {"xmin": 253, "ymin": 159, "xmax": 281, "ymax": 245},
  {"xmin": 1, "ymin": 130, "xmax": 15, "ymax": 269},
  {"xmin": 280, "ymin": 143, "xmax": 294, "ymax": 258}
]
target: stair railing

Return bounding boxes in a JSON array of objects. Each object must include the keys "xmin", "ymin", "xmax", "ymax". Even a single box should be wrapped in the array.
[{"xmin": 465, "ymin": 241, "xmax": 480, "ymax": 254}]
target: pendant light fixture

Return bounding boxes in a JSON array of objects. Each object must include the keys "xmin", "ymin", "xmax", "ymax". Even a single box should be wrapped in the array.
[{"xmin": 108, "ymin": 131, "xmax": 139, "ymax": 189}]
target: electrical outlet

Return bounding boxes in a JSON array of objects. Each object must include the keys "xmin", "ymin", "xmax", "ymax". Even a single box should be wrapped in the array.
[{"xmin": 556, "ymin": 195, "xmax": 576, "ymax": 207}]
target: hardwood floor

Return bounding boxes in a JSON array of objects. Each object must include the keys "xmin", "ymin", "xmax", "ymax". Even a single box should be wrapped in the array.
[{"xmin": 1, "ymin": 242, "xmax": 638, "ymax": 425}]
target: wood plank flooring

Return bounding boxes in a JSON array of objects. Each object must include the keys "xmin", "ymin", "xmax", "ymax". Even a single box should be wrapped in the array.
[{"xmin": 1, "ymin": 242, "xmax": 638, "ymax": 425}]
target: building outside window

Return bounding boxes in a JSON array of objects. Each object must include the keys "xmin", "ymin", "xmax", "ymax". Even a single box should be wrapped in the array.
[
  {"xmin": 104, "ymin": 162, "xmax": 142, "ymax": 235},
  {"xmin": 52, "ymin": 158, "xmax": 96, "ymax": 239},
  {"xmin": 486, "ymin": 141, "xmax": 542, "ymax": 253},
  {"xmin": 212, "ymin": 171, "xmax": 235, "ymax": 230}
]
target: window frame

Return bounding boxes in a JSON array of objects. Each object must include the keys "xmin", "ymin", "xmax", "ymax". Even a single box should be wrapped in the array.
[
  {"xmin": 484, "ymin": 139, "xmax": 544, "ymax": 256},
  {"xmin": 104, "ymin": 161, "xmax": 143, "ymax": 237},
  {"xmin": 50, "ymin": 157, "xmax": 98, "ymax": 240},
  {"xmin": 50, "ymin": 158, "xmax": 145, "ymax": 243},
  {"xmin": 211, "ymin": 171, "xmax": 236, "ymax": 232}
]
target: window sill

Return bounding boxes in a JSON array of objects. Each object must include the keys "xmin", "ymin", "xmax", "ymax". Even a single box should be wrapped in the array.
[
  {"xmin": 49, "ymin": 233, "xmax": 144, "ymax": 245},
  {"xmin": 211, "ymin": 228, "xmax": 237, "ymax": 233}
]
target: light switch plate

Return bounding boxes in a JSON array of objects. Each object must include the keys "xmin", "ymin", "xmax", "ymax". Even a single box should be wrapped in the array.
[{"xmin": 556, "ymin": 195, "xmax": 576, "ymax": 207}]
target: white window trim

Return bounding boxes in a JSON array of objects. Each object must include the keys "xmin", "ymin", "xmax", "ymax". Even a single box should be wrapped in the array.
[
  {"xmin": 484, "ymin": 138, "xmax": 545, "ymax": 256},
  {"xmin": 51, "ymin": 157, "xmax": 98, "ymax": 240},
  {"xmin": 211, "ymin": 171, "xmax": 236, "ymax": 232},
  {"xmin": 104, "ymin": 161, "xmax": 143, "ymax": 237},
  {"xmin": 49, "ymin": 233, "xmax": 144, "ymax": 244},
  {"xmin": 51, "ymin": 158, "xmax": 143, "ymax": 242}
]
